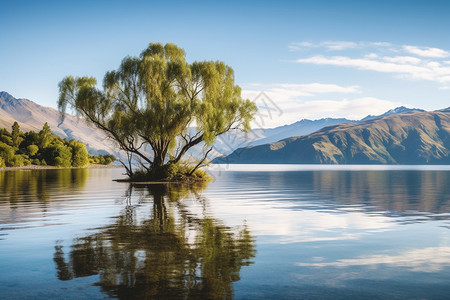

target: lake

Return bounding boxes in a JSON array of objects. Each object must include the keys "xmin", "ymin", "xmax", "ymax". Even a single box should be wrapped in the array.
[{"xmin": 1, "ymin": 165, "xmax": 450, "ymax": 299}]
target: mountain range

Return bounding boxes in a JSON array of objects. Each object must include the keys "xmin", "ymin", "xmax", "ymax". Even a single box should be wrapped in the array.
[
  {"xmin": 0, "ymin": 91, "xmax": 120, "ymax": 157},
  {"xmin": 211, "ymin": 106, "xmax": 425, "ymax": 156},
  {"xmin": 3, "ymin": 91, "xmax": 446, "ymax": 165},
  {"xmin": 1, "ymin": 91, "xmax": 361, "ymax": 158},
  {"xmin": 211, "ymin": 118, "xmax": 357, "ymax": 156},
  {"xmin": 213, "ymin": 108, "xmax": 450, "ymax": 164}
]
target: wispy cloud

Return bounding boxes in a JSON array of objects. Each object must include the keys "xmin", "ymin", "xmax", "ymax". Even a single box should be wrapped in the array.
[
  {"xmin": 289, "ymin": 41, "xmax": 358, "ymax": 51},
  {"xmin": 382, "ymin": 56, "xmax": 421, "ymax": 64},
  {"xmin": 289, "ymin": 41, "xmax": 450, "ymax": 89},
  {"xmin": 296, "ymin": 47, "xmax": 450, "ymax": 84},
  {"xmin": 292, "ymin": 97, "xmax": 403, "ymax": 120},
  {"xmin": 245, "ymin": 82, "xmax": 360, "ymax": 97},
  {"xmin": 321, "ymin": 41, "xmax": 358, "ymax": 51},
  {"xmin": 297, "ymin": 55, "xmax": 449, "ymax": 82},
  {"xmin": 403, "ymin": 45, "xmax": 450, "ymax": 58},
  {"xmin": 289, "ymin": 41, "xmax": 392, "ymax": 52},
  {"xmin": 242, "ymin": 83, "xmax": 403, "ymax": 126}
]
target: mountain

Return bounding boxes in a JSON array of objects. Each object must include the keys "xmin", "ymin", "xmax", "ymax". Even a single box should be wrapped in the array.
[
  {"xmin": 213, "ymin": 108, "xmax": 450, "ymax": 164},
  {"xmin": 211, "ymin": 107, "xmax": 424, "ymax": 157},
  {"xmin": 210, "ymin": 118, "xmax": 357, "ymax": 157},
  {"xmin": 251, "ymin": 118, "xmax": 357, "ymax": 146},
  {"xmin": 361, "ymin": 106, "xmax": 425, "ymax": 121},
  {"xmin": 0, "ymin": 91, "xmax": 120, "ymax": 157}
]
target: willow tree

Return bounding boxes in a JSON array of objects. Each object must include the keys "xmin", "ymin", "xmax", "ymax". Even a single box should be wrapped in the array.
[{"xmin": 58, "ymin": 43, "xmax": 256, "ymax": 180}]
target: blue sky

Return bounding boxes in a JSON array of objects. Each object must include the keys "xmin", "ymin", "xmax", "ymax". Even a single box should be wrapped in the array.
[{"xmin": 1, "ymin": 0, "xmax": 450, "ymax": 127}]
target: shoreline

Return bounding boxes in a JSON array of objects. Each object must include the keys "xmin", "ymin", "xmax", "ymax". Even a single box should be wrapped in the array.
[{"xmin": 0, "ymin": 164, "xmax": 122, "ymax": 171}]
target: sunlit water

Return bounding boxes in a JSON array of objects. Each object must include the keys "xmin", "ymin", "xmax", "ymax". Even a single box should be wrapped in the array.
[{"xmin": 1, "ymin": 165, "xmax": 450, "ymax": 299}]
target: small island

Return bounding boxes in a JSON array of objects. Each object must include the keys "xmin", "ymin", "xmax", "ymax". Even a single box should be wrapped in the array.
[{"xmin": 58, "ymin": 42, "xmax": 257, "ymax": 182}]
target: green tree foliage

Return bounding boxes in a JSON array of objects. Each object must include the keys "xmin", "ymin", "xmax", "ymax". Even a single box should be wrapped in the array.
[
  {"xmin": 89, "ymin": 154, "xmax": 116, "ymax": 165},
  {"xmin": 0, "ymin": 142, "xmax": 16, "ymax": 166},
  {"xmin": 39, "ymin": 122, "xmax": 53, "ymax": 149},
  {"xmin": 22, "ymin": 131, "xmax": 39, "ymax": 148},
  {"xmin": 58, "ymin": 42, "xmax": 257, "ymax": 179},
  {"xmin": 0, "ymin": 128, "xmax": 13, "ymax": 145},
  {"xmin": 12, "ymin": 154, "xmax": 30, "ymax": 167},
  {"xmin": 27, "ymin": 144, "xmax": 39, "ymax": 156},
  {"xmin": 0, "ymin": 122, "xmax": 115, "ymax": 168},
  {"xmin": 43, "ymin": 141, "xmax": 73, "ymax": 167},
  {"xmin": 69, "ymin": 140, "xmax": 89, "ymax": 167},
  {"xmin": 11, "ymin": 121, "xmax": 23, "ymax": 148}
]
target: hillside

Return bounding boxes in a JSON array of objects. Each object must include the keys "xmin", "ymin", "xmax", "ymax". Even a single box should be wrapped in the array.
[
  {"xmin": 361, "ymin": 106, "xmax": 425, "ymax": 121},
  {"xmin": 205, "ymin": 119, "xmax": 355, "ymax": 157},
  {"xmin": 213, "ymin": 108, "xmax": 450, "ymax": 164},
  {"xmin": 0, "ymin": 91, "xmax": 120, "ymax": 157},
  {"xmin": 210, "ymin": 107, "xmax": 422, "ymax": 156}
]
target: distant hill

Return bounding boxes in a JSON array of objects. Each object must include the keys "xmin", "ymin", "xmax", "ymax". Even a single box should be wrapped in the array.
[
  {"xmin": 361, "ymin": 106, "xmax": 425, "ymax": 121},
  {"xmin": 210, "ymin": 118, "xmax": 357, "ymax": 157},
  {"xmin": 251, "ymin": 118, "xmax": 357, "ymax": 146},
  {"xmin": 0, "ymin": 91, "xmax": 120, "ymax": 157},
  {"xmin": 211, "ymin": 106, "xmax": 424, "ymax": 156},
  {"xmin": 214, "ymin": 108, "xmax": 450, "ymax": 164},
  {"xmin": 211, "ymin": 107, "xmax": 423, "ymax": 156}
]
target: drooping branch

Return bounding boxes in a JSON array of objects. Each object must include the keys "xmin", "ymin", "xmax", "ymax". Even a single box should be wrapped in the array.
[{"xmin": 189, "ymin": 147, "xmax": 213, "ymax": 176}]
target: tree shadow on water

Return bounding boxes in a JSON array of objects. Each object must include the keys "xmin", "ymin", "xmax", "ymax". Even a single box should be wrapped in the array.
[
  {"xmin": 54, "ymin": 183, "xmax": 256, "ymax": 299},
  {"xmin": 0, "ymin": 168, "xmax": 88, "ymax": 206}
]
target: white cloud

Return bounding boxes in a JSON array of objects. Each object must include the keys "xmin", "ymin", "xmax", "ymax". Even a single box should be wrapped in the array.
[
  {"xmin": 292, "ymin": 97, "xmax": 403, "ymax": 120},
  {"xmin": 289, "ymin": 41, "xmax": 315, "ymax": 51},
  {"xmin": 297, "ymin": 55, "xmax": 450, "ymax": 83},
  {"xmin": 366, "ymin": 41, "xmax": 392, "ymax": 47},
  {"xmin": 291, "ymin": 41, "xmax": 450, "ymax": 88},
  {"xmin": 243, "ymin": 82, "xmax": 360, "ymax": 101},
  {"xmin": 364, "ymin": 53, "xmax": 379, "ymax": 59},
  {"xmin": 322, "ymin": 41, "xmax": 358, "ymax": 50},
  {"xmin": 289, "ymin": 41, "xmax": 391, "ymax": 52},
  {"xmin": 382, "ymin": 56, "xmax": 421, "ymax": 64},
  {"xmin": 241, "ymin": 82, "xmax": 367, "ymax": 127},
  {"xmin": 242, "ymin": 81, "xmax": 404, "ymax": 127},
  {"xmin": 297, "ymin": 246, "xmax": 450, "ymax": 273},
  {"xmin": 276, "ymin": 83, "xmax": 360, "ymax": 94},
  {"xmin": 243, "ymin": 88, "xmax": 403, "ymax": 127},
  {"xmin": 403, "ymin": 45, "xmax": 450, "ymax": 58}
]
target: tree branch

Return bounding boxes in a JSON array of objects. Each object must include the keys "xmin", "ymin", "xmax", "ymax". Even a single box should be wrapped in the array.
[{"xmin": 189, "ymin": 147, "xmax": 213, "ymax": 176}]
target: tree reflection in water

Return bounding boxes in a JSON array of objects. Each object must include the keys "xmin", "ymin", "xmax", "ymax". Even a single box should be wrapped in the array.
[
  {"xmin": 0, "ymin": 168, "xmax": 88, "ymax": 205},
  {"xmin": 54, "ymin": 184, "xmax": 256, "ymax": 299}
]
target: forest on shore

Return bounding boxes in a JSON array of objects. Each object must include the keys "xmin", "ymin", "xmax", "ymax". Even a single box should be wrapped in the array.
[{"xmin": 0, "ymin": 121, "xmax": 115, "ymax": 168}]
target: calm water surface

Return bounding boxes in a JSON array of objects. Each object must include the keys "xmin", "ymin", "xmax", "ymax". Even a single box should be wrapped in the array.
[{"xmin": 1, "ymin": 165, "xmax": 450, "ymax": 299}]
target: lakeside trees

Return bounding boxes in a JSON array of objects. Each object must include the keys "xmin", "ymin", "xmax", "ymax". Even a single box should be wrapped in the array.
[
  {"xmin": 58, "ymin": 42, "xmax": 257, "ymax": 180},
  {"xmin": 0, "ymin": 122, "xmax": 115, "ymax": 168}
]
